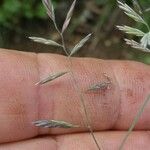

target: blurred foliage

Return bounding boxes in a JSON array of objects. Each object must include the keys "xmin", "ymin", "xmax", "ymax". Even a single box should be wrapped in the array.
[
  {"xmin": 0, "ymin": 0, "xmax": 150, "ymax": 31},
  {"xmin": 0, "ymin": 0, "xmax": 59, "ymax": 28}
]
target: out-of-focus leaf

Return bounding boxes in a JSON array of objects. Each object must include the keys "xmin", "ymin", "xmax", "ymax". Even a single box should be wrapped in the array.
[
  {"xmin": 62, "ymin": 0, "xmax": 76, "ymax": 33},
  {"xmin": 29, "ymin": 37, "xmax": 62, "ymax": 47},
  {"xmin": 69, "ymin": 33, "xmax": 92, "ymax": 56}
]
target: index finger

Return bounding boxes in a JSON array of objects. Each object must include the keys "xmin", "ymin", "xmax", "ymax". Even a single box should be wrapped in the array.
[{"xmin": 0, "ymin": 49, "xmax": 149, "ymax": 143}]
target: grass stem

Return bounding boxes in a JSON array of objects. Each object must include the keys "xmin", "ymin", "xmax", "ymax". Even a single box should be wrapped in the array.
[
  {"xmin": 53, "ymin": 21, "xmax": 102, "ymax": 150},
  {"xmin": 119, "ymin": 94, "xmax": 150, "ymax": 150}
]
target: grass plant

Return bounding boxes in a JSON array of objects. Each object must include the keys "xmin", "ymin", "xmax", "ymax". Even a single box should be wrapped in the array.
[
  {"xmin": 30, "ymin": 0, "xmax": 150, "ymax": 149},
  {"xmin": 30, "ymin": 0, "xmax": 102, "ymax": 149}
]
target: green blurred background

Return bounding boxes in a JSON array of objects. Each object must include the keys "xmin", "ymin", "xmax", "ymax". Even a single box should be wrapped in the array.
[{"xmin": 0, "ymin": 0, "xmax": 150, "ymax": 64}]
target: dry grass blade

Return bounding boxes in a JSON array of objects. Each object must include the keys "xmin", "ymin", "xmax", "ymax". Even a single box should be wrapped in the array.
[
  {"xmin": 35, "ymin": 71, "xmax": 69, "ymax": 85},
  {"xmin": 42, "ymin": 0, "xmax": 55, "ymax": 21},
  {"xmin": 117, "ymin": 0, "xmax": 146, "ymax": 25},
  {"xmin": 62, "ymin": 0, "xmax": 76, "ymax": 33},
  {"xmin": 69, "ymin": 33, "xmax": 92, "ymax": 56},
  {"xmin": 117, "ymin": 25, "xmax": 145, "ymax": 37},
  {"xmin": 119, "ymin": 94, "xmax": 150, "ymax": 150},
  {"xmin": 29, "ymin": 37, "xmax": 62, "ymax": 47},
  {"xmin": 33, "ymin": 120, "xmax": 79, "ymax": 128}
]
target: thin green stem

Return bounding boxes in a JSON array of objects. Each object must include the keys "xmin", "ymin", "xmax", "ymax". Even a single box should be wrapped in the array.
[{"xmin": 119, "ymin": 94, "xmax": 150, "ymax": 150}]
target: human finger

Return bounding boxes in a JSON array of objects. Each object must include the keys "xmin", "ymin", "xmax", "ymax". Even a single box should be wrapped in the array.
[{"xmin": 0, "ymin": 49, "xmax": 149, "ymax": 143}]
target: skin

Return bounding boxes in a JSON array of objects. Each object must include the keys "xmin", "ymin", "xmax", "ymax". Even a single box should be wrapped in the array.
[{"xmin": 0, "ymin": 48, "xmax": 150, "ymax": 150}]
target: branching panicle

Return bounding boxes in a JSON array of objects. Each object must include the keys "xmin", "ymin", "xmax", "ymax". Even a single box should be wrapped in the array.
[
  {"xmin": 117, "ymin": 1, "xmax": 150, "ymax": 52},
  {"xmin": 30, "ymin": 1, "xmax": 102, "ymax": 150}
]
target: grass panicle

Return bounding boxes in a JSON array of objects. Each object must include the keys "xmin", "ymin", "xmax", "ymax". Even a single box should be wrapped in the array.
[
  {"xmin": 30, "ymin": 1, "xmax": 150, "ymax": 150},
  {"xmin": 30, "ymin": 1, "xmax": 102, "ymax": 150},
  {"xmin": 117, "ymin": 1, "xmax": 150, "ymax": 52}
]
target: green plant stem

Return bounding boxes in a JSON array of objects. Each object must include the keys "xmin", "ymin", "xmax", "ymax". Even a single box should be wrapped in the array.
[
  {"xmin": 53, "ymin": 21, "xmax": 102, "ymax": 150},
  {"xmin": 119, "ymin": 94, "xmax": 150, "ymax": 150}
]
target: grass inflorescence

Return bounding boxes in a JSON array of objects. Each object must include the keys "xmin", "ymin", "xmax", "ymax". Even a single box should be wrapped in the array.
[
  {"xmin": 30, "ymin": 0, "xmax": 102, "ymax": 149},
  {"xmin": 29, "ymin": 0, "xmax": 150, "ymax": 150},
  {"xmin": 117, "ymin": 0, "xmax": 150, "ymax": 52}
]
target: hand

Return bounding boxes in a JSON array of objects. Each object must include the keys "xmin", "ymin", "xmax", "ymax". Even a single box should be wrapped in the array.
[{"xmin": 0, "ymin": 49, "xmax": 149, "ymax": 150}]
